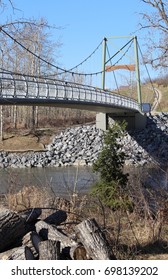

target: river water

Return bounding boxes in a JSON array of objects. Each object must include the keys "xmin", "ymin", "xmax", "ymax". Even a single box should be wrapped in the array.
[
  {"xmin": 1, "ymin": 164, "xmax": 167, "ymax": 201},
  {"xmin": 0, "ymin": 166, "xmax": 98, "ymax": 198}
]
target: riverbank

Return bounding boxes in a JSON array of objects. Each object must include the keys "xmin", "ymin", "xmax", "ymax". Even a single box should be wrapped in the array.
[{"xmin": 0, "ymin": 113, "xmax": 167, "ymax": 168}]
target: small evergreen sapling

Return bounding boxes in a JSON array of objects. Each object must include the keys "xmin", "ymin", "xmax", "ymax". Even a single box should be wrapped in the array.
[{"xmin": 92, "ymin": 122, "xmax": 131, "ymax": 210}]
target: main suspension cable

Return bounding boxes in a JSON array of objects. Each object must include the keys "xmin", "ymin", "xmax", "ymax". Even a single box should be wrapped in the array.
[
  {"xmin": 1, "ymin": 28, "xmax": 135, "ymax": 78},
  {"xmin": 0, "ymin": 27, "xmax": 104, "ymax": 77}
]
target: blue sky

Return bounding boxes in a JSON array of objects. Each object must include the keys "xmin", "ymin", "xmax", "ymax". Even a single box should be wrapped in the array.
[{"xmin": 2, "ymin": 0, "xmax": 157, "ymax": 87}]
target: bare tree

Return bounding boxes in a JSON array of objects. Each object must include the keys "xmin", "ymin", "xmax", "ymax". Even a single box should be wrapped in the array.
[
  {"xmin": 0, "ymin": 0, "xmax": 14, "ymax": 9},
  {"xmin": 140, "ymin": 0, "xmax": 168, "ymax": 69},
  {"xmin": 0, "ymin": 0, "xmax": 62, "ymax": 131},
  {"xmin": 0, "ymin": 0, "xmax": 94, "ymax": 132}
]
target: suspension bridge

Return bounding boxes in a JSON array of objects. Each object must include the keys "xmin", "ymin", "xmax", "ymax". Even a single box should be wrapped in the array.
[
  {"xmin": 0, "ymin": 30, "xmax": 150, "ymax": 130},
  {"xmin": 0, "ymin": 71, "xmax": 144, "ymax": 130}
]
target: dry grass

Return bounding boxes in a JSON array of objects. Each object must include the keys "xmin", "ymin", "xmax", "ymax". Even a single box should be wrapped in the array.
[
  {"xmin": 82, "ymin": 199, "xmax": 168, "ymax": 260},
  {"xmin": 6, "ymin": 185, "xmax": 53, "ymax": 211},
  {"xmin": 116, "ymin": 82, "xmax": 168, "ymax": 113},
  {"xmin": 155, "ymin": 84, "xmax": 168, "ymax": 112},
  {"xmin": 0, "ymin": 127, "xmax": 60, "ymax": 151},
  {"xmin": 0, "ymin": 135, "xmax": 44, "ymax": 152},
  {"xmin": 5, "ymin": 184, "xmax": 84, "ymax": 223}
]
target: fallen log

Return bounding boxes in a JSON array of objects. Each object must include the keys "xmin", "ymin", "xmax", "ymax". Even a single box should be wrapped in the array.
[
  {"xmin": 0, "ymin": 246, "xmax": 35, "ymax": 260},
  {"xmin": 35, "ymin": 220, "xmax": 77, "ymax": 249},
  {"xmin": 22, "ymin": 231, "xmax": 42, "ymax": 259},
  {"xmin": 39, "ymin": 240, "xmax": 61, "ymax": 260},
  {"xmin": 0, "ymin": 209, "xmax": 26, "ymax": 252},
  {"xmin": 75, "ymin": 218, "xmax": 116, "ymax": 260},
  {"xmin": 44, "ymin": 210, "xmax": 67, "ymax": 225},
  {"xmin": 19, "ymin": 208, "xmax": 42, "ymax": 223}
]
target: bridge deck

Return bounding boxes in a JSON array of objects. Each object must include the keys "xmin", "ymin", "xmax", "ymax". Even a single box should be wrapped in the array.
[{"xmin": 0, "ymin": 72, "xmax": 139, "ymax": 113}]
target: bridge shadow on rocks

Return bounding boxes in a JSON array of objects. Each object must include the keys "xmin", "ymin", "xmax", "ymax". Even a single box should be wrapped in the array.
[{"xmin": 125, "ymin": 113, "xmax": 168, "ymax": 168}]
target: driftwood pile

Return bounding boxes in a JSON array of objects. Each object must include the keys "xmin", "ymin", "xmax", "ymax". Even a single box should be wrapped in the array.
[{"xmin": 0, "ymin": 208, "xmax": 116, "ymax": 260}]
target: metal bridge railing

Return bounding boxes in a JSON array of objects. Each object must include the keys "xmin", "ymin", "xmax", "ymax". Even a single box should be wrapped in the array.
[{"xmin": 0, "ymin": 72, "xmax": 140, "ymax": 111}]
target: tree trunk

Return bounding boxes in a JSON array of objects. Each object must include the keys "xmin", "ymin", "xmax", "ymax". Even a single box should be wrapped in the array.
[
  {"xmin": 22, "ymin": 231, "xmax": 42, "ymax": 259},
  {"xmin": 35, "ymin": 106, "xmax": 38, "ymax": 128},
  {"xmin": 0, "ymin": 105, "xmax": 3, "ymax": 141},
  {"xmin": 35, "ymin": 220, "xmax": 77, "ymax": 249},
  {"xmin": 39, "ymin": 240, "xmax": 61, "ymax": 260},
  {"xmin": 13, "ymin": 105, "xmax": 17, "ymax": 129},
  {"xmin": 0, "ymin": 246, "xmax": 35, "ymax": 260},
  {"xmin": 75, "ymin": 218, "xmax": 116, "ymax": 260},
  {"xmin": 0, "ymin": 209, "xmax": 26, "ymax": 252}
]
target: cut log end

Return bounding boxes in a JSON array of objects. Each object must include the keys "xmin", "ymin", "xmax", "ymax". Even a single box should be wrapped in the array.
[
  {"xmin": 39, "ymin": 240, "xmax": 61, "ymax": 260},
  {"xmin": 75, "ymin": 218, "xmax": 116, "ymax": 260}
]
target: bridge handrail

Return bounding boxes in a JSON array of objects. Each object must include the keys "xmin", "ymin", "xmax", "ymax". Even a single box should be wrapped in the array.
[{"xmin": 0, "ymin": 71, "xmax": 139, "ymax": 111}]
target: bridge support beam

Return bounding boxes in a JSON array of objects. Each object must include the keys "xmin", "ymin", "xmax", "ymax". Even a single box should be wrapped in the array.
[
  {"xmin": 96, "ymin": 112, "xmax": 147, "ymax": 131},
  {"xmin": 96, "ymin": 112, "xmax": 107, "ymax": 131}
]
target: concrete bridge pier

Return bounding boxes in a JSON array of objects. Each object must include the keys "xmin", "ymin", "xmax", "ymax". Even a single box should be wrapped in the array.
[{"xmin": 96, "ymin": 112, "xmax": 147, "ymax": 131}]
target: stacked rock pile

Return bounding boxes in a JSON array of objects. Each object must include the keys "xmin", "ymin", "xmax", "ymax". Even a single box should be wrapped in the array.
[
  {"xmin": 0, "ymin": 113, "xmax": 167, "ymax": 168},
  {"xmin": 124, "ymin": 112, "xmax": 168, "ymax": 165}
]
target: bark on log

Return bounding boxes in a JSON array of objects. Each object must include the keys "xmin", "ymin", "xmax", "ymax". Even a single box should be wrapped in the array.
[
  {"xmin": 22, "ymin": 231, "xmax": 42, "ymax": 259},
  {"xmin": 44, "ymin": 210, "xmax": 67, "ymax": 225},
  {"xmin": 39, "ymin": 240, "xmax": 61, "ymax": 260},
  {"xmin": 0, "ymin": 246, "xmax": 35, "ymax": 260},
  {"xmin": 0, "ymin": 209, "xmax": 26, "ymax": 252},
  {"xmin": 35, "ymin": 220, "xmax": 77, "ymax": 249},
  {"xmin": 75, "ymin": 218, "xmax": 116, "ymax": 260},
  {"xmin": 19, "ymin": 208, "xmax": 42, "ymax": 223}
]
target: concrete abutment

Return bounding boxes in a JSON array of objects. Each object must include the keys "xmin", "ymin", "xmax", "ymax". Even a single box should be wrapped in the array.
[{"xmin": 96, "ymin": 112, "xmax": 147, "ymax": 130}]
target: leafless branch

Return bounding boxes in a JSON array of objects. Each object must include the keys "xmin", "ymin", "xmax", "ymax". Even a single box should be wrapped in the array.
[{"xmin": 140, "ymin": 0, "xmax": 168, "ymax": 69}]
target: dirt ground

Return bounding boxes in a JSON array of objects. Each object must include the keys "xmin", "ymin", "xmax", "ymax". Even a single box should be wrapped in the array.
[{"xmin": 0, "ymin": 128, "xmax": 60, "ymax": 152}]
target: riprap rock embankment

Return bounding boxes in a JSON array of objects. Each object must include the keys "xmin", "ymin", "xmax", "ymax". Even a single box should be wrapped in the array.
[{"xmin": 0, "ymin": 113, "xmax": 167, "ymax": 168}]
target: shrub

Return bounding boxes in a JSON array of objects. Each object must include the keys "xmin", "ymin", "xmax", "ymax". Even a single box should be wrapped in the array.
[{"xmin": 92, "ymin": 121, "xmax": 130, "ymax": 210}]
